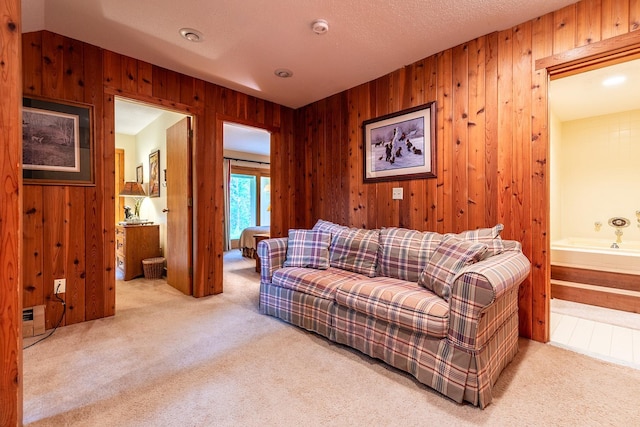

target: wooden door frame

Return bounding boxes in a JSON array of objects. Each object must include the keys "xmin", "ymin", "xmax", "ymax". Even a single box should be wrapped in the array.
[
  {"xmin": 535, "ymin": 31, "xmax": 640, "ymax": 342},
  {"xmin": 217, "ymin": 115, "xmax": 278, "ymax": 287},
  {"xmin": 107, "ymin": 90, "xmax": 198, "ymax": 300}
]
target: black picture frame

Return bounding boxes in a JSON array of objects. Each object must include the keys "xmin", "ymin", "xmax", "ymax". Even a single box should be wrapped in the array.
[
  {"xmin": 22, "ymin": 96, "xmax": 94, "ymax": 186},
  {"xmin": 136, "ymin": 164, "xmax": 143, "ymax": 184},
  {"xmin": 362, "ymin": 102, "xmax": 436, "ymax": 183}
]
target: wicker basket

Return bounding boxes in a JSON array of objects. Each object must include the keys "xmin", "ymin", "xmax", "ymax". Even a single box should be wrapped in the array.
[{"xmin": 142, "ymin": 257, "xmax": 165, "ymax": 279}]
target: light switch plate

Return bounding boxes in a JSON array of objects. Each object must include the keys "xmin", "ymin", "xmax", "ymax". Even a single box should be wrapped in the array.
[{"xmin": 392, "ymin": 187, "xmax": 403, "ymax": 200}]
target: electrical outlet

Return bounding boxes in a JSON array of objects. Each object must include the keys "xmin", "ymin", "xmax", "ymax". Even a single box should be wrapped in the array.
[
  {"xmin": 392, "ymin": 187, "xmax": 403, "ymax": 200},
  {"xmin": 54, "ymin": 279, "xmax": 66, "ymax": 294}
]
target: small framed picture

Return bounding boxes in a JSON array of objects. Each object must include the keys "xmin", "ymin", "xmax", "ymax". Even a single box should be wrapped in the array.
[
  {"xmin": 136, "ymin": 164, "xmax": 143, "ymax": 184},
  {"xmin": 149, "ymin": 149, "xmax": 160, "ymax": 197}
]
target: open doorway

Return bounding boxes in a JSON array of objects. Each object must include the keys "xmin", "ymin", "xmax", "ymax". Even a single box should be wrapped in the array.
[
  {"xmin": 548, "ymin": 58, "xmax": 640, "ymax": 367},
  {"xmin": 222, "ymin": 122, "xmax": 271, "ymax": 270},
  {"xmin": 114, "ymin": 98, "xmax": 194, "ymax": 295}
]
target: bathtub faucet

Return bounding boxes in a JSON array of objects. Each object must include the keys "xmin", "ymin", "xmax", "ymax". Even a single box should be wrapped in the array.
[
  {"xmin": 608, "ymin": 217, "xmax": 630, "ymax": 246},
  {"xmin": 614, "ymin": 229, "xmax": 623, "ymax": 244}
]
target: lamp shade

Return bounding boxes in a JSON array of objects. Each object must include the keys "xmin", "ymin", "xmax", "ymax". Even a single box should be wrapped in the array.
[{"xmin": 119, "ymin": 181, "xmax": 146, "ymax": 197}]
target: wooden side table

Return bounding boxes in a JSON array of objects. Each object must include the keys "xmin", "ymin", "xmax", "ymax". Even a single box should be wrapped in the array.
[
  {"xmin": 116, "ymin": 224, "xmax": 161, "ymax": 281},
  {"xmin": 254, "ymin": 234, "xmax": 270, "ymax": 273}
]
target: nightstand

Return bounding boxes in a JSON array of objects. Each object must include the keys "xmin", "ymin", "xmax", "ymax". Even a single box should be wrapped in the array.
[
  {"xmin": 254, "ymin": 233, "xmax": 270, "ymax": 273},
  {"xmin": 116, "ymin": 224, "xmax": 161, "ymax": 280}
]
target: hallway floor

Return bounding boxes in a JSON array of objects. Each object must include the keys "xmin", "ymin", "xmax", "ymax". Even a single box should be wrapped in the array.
[{"xmin": 550, "ymin": 299, "xmax": 640, "ymax": 370}]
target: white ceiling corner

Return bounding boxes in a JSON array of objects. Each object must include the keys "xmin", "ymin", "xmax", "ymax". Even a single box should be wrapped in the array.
[{"xmin": 22, "ymin": 0, "xmax": 578, "ymax": 109}]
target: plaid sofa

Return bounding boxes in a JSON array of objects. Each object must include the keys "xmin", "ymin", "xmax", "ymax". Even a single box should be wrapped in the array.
[{"xmin": 258, "ymin": 222, "xmax": 530, "ymax": 408}]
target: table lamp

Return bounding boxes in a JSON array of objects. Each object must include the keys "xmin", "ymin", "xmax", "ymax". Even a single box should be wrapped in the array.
[{"xmin": 119, "ymin": 181, "xmax": 146, "ymax": 221}]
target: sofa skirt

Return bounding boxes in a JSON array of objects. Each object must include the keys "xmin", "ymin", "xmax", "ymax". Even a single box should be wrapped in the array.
[
  {"xmin": 334, "ymin": 302, "xmax": 519, "ymax": 408},
  {"xmin": 260, "ymin": 281, "xmax": 519, "ymax": 408},
  {"xmin": 334, "ymin": 305, "xmax": 477, "ymax": 404},
  {"xmin": 260, "ymin": 282, "xmax": 336, "ymax": 340}
]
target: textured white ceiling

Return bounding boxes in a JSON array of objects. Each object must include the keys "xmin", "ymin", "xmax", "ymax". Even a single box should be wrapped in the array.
[
  {"xmin": 22, "ymin": 0, "xmax": 577, "ymax": 109},
  {"xmin": 550, "ymin": 59, "xmax": 640, "ymax": 122},
  {"xmin": 223, "ymin": 123, "xmax": 271, "ymax": 157},
  {"xmin": 115, "ymin": 98, "xmax": 270, "ymax": 157},
  {"xmin": 115, "ymin": 99, "xmax": 164, "ymax": 135}
]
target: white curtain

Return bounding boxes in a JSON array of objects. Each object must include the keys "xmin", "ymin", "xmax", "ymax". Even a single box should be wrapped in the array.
[{"xmin": 223, "ymin": 158, "xmax": 231, "ymax": 252}]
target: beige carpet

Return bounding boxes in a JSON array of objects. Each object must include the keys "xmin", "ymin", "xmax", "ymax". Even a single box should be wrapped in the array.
[{"xmin": 23, "ymin": 251, "xmax": 640, "ymax": 426}]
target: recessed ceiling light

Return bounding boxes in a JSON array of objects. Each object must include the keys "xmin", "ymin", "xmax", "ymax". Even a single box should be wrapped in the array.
[
  {"xmin": 602, "ymin": 75, "xmax": 626, "ymax": 87},
  {"xmin": 311, "ymin": 19, "xmax": 329, "ymax": 35},
  {"xmin": 274, "ymin": 68, "xmax": 293, "ymax": 78},
  {"xmin": 179, "ymin": 28, "xmax": 203, "ymax": 42}
]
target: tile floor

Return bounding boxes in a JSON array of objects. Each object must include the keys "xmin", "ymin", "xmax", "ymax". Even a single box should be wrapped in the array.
[{"xmin": 550, "ymin": 299, "xmax": 640, "ymax": 369}]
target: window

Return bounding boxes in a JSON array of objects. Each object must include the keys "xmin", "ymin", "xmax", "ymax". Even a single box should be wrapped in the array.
[
  {"xmin": 229, "ymin": 173, "xmax": 257, "ymax": 240},
  {"xmin": 229, "ymin": 167, "xmax": 270, "ymax": 241}
]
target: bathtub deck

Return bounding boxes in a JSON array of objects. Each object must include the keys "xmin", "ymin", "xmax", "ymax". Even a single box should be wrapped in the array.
[
  {"xmin": 551, "ymin": 265, "xmax": 640, "ymax": 292},
  {"xmin": 551, "ymin": 265, "xmax": 640, "ymax": 314}
]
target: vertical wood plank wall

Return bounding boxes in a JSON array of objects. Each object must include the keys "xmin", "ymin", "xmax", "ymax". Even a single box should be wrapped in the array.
[
  {"xmin": 0, "ymin": 0, "xmax": 22, "ymax": 423},
  {"xmin": 293, "ymin": 0, "xmax": 640, "ymax": 341},
  {"xmin": 15, "ymin": 0, "xmax": 640, "ymax": 341},
  {"xmin": 21, "ymin": 31, "xmax": 295, "ymax": 329}
]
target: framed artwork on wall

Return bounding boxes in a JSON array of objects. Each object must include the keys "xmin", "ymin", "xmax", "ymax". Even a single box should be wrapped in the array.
[
  {"xmin": 22, "ymin": 96, "xmax": 95, "ymax": 185},
  {"xmin": 136, "ymin": 164, "xmax": 143, "ymax": 184},
  {"xmin": 149, "ymin": 149, "xmax": 160, "ymax": 197},
  {"xmin": 362, "ymin": 102, "xmax": 436, "ymax": 183}
]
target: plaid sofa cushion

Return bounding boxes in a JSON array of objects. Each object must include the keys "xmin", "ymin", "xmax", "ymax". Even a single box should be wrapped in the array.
[
  {"xmin": 312, "ymin": 219, "xmax": 348, "ymax": 236},
  {"xmin": 283, "ymin": 229, "xmax": 331, "ymax": 269},
  {"xmin": 330, "ymin": 228, "xmax": 380, "ymax": 277},
  {"xmin": 378, "ymin": 227, "xmax": 443, "ymax": 282},
  {"xmin": 455, "ymin": 224, "xmax": 504, "ymax": 258},
  {"xmin": 336, "ymin": 277, "xmax": 449, "ymax": 337},
  {"xmin": 419, "ymin": 234, "xmax": 488, "ymax": 301},
  {"xmin": 273, "ymin": 266, "xmax": 364, "ymax": 300}
]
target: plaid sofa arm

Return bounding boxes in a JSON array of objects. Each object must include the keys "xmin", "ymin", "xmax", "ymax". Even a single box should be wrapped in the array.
[
  {"xmin": 257, "ymin": 237, "xmax": 289, "ymax": 283},
  {"xmin": 447, "ymin": 248, "xmax": 531, "ymax": 349}
]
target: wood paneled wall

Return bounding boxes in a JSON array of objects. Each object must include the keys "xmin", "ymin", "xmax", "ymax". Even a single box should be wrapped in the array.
[
  {"xmin": 5, "ymin": 0, "xmax": 640, "ymax": 421},
  {"xmin": 13, "ymin": 0, "xmax": 640, "ymax": 358},
  {"xmin": 293, "ymin": 0, "xmax": 640, "ymax": 342},
  {"xmin": 21, "ymin": 31, "xmax": 295, "ymax": 329},
  {"xmin": 1, "ymin": 0, "xmax": 22, "ymax": 423}
]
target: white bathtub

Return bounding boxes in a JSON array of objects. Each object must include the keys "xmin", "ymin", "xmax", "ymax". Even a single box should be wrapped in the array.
[{"xmin": 551, "ymin": 237, "xmax": 640, "ymax": 275}]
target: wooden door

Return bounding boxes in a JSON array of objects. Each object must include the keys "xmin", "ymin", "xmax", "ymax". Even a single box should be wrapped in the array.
[
  {"xmin": 166, "ymin": 117, "xmax": 193, "ymax": 295},
  {"xmin": 115, "ymin": 148, "xmax": 125, "ymax": 223}
]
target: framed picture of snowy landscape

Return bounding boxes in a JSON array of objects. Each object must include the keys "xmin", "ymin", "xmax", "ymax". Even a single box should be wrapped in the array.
[
  {"xmin": 363, "ymin": 102, "xmax": 436, "ymax": 183},
  {"xmin": 22, "ymin": 96, "xmax": 94, "ymax": 185}
]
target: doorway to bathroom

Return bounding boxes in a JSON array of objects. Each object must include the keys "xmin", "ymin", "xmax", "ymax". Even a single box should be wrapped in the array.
[{"xmin": 548, "ymin": 57, "xmax": 640, "ymax": 368}]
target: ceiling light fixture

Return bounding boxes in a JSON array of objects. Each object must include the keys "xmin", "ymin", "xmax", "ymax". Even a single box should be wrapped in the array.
[
  {"xmin": 274, "ymin": 68, "xmax": 293, "ymax": 78},
  {"xmin": 311, "ymin": 19, "xmax": 329, "ymax": 35},
  {"xmin": 602, "ymin": 75, "xmax": 626, "ymax": 87},
  {"xmin": 179, "ymin": 28, "xmax": 204, "ymax": 42}
]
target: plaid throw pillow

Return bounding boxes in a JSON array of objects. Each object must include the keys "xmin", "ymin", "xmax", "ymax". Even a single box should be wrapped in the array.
[
  {"xmin": 377, "ymin": 227, "xmax": 443, "ymax": 282},
  {"xmin": 419, "ymin": 234, "xmax": 488, "ymax": 301},
  {"xmin": 330, "ymin": 228, "xmax": 380, "ymax": 277},
  {"xmin": 312, "ymin": 219, "xmax": 348, "ymax": 236},
  {"xmin": 283, "ymin": 229, "xmax": 331, "ymax": 269},
  {"xmin": 455, "ymin": 224, "xmax": 504, "ymax": 258}
]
